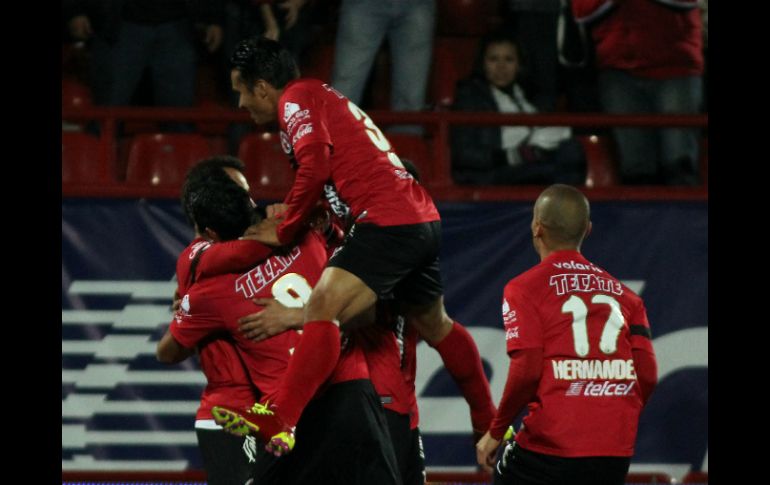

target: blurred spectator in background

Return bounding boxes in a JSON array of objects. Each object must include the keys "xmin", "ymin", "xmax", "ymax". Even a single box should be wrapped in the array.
[
  {"xmin": 504, "ymin": 0, "xmax": 561, "ymax": 112},
  {"xmin": 63, "ymin": 0, "xmax": 224, "ymax": 111},
  {"xmin": 500, "ymin": 0, "xmax": 601, "ymax": 115},
  {"xmin": 451, "ymin": 32, "xmax": 585, "ymax": 186},
  {"xmin": 222, "ymin": 1, "xmax": 314, "ymax": 71},
  {"xmin": 573, "ymin": 0, "xmax": 703, "ymax": 186},
  {"xmin": 331, "ymin": 0, "xmax": 435, "ymax": 134}
]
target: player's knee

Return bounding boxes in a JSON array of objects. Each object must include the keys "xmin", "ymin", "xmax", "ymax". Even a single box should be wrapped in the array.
[{"xmin": 408, "ymin": 300, "xmax": 453, "ymax": 344}]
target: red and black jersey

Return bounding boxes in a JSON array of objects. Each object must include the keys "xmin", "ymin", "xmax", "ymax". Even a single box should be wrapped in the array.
[
  {"xmin": 176, "ymin": 238, "xmax": 274, "ymax": 295},
  {"xmin": 275, "ymin": 79, "xmax": 440, "ymax": 243},
  {"xmin": 171, "ymin": 232, "xmax": 329, "ymax": 419},
  {"xmin": 502, "ymin": 250, "xmax": 654, "ymax": 457}
]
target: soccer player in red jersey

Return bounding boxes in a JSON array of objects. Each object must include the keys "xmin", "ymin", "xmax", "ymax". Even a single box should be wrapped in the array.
[
  {"xmin": 475, "ymin": 185, "xmax": 658, "ymax": 485},
  {"xmin": 157, "ymin": 163, "xmax": 307, "ymax": 484},
  {"xmin": 228, "ymin": 36, "xmax": 495, "ymax": 455},
  {"xmin": 159, "ymin": 157, "xmax": 283, "ymax": 484},
  {"xmin": 158, "ymin": 161, "xmax": 400, "ymax": 484}
]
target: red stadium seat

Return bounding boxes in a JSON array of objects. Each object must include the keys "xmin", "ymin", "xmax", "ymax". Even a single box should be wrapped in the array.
[
  {"xmin": 385, "ymin": 133, "xmax": 433, "ymax": 181},
  {"xmin": 436, "ymin": 0, "xmax": 500, "ymax": 36},
  {"xmin": 576, "ymin": 134, "xmax": 620, "ymax": 187},
  {"xmin": 625, "ymin": 472, "xmax": 675, "ymax": 484},
  {"xmin": 237, "ymin": 132, "xmax": 294, "ymax": 191},
  {"xmin": 429, "ymin": 37, "xmax": 480, "ymax": 109},
  {"xmin": 682, "ymin": 471, "xmax": 708, "ymax": 483},
  {"xmin": 125, "ymin": 133, "xmax": 212, "ymax": 186},
  {"xmin": 62, "ymin": 132, "xmax": 103, "ymax": 184}
]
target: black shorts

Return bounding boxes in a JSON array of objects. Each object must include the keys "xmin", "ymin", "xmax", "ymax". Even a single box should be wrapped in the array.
[
  {"xmin": 256, "ymin": 379, "xmax": 402, "ymax": 485},
  {"xmin": 384, "ymin": 410, "xmax": 426, "ymax": 485},
  {"xmin": 328, "ymin": 221, "xmax": 443, "ymax": 306},
  {"xmin": 494, "ymin": 441, "xmax": 631, "ymax": 485},
  {"xmin": 196, "ymin": 427, "xmax": 265, "ymax": 485}
]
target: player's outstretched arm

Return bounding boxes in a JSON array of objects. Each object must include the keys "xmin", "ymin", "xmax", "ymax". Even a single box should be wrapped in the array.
[
  {"xmin": 196, "ymin": 240, "xmax": 273, "ymax": 278},
  {"xmin": 486, "ymin": 348, "xmax": 543, "ymax": 442}
]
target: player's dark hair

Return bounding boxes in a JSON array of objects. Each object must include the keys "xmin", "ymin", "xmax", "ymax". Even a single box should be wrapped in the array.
[
  {"xmin": 181, "ymin": 156, "xmax": 247, "ymax": 226},
  {"xmin": 186, "ymin": 171, "xmax": 257, "ymax": 241},
  {"xmin": 230, "ymin": 37, "xmax": 300, "ymax": 90}
]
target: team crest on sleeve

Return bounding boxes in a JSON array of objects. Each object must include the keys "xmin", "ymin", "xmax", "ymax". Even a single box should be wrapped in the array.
[
  {"xmin": 283, "ymin": 102, "xmax": 300, "ymax": 122},
  {"xmin": 181, "ymin": 294, "xmax": 190, "ymax": 313},
  {"xmin": 280, "ymin": 132, "xmax": 293, "ymax": 155}
]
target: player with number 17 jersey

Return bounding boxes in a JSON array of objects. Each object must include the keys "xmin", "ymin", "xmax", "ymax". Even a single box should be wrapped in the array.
[
  {"xmin": 499, "ymin": 250, "xmax": 655, "ymax": 457},
  {"xmin": 276, "ymin": 79, "xmax": 439, "ymax": 243}
]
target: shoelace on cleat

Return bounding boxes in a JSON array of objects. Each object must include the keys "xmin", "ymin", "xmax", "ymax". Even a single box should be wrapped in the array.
[{"xmin": 250, "ymin": 402, "xmax": 275, "ymax": 415}]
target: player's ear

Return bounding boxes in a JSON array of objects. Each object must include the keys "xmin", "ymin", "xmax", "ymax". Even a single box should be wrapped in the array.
[
  {"xmin": 255, "ymin": 79, "xmax": 270, "ymax": 98},
  {"xmin": 203, "ymin": 227, "xmax": 220, "ymax": 242},
  {"xmin": 532, "ymin": 220, "xmax": 544, "ymax": 238}
]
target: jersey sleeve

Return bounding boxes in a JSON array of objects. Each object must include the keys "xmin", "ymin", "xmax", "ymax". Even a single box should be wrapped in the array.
[
  {"xmin": 196, "ymin": 240, "xmax": 273, "ymax": 278},
  {"xmin": 628, "ymin": 297, "xmax": 654, "ymax": 353},
  {"xmin": 278, "ymin": 83, "xmax": 332, "ymax": 154},
  {"xmin": 276, "ymin": 142, "xmax": 332, "ymax": 244},
  {"xmin": 502, "ymin": 280, "xmax": 543, "ymax": 353},
  {"xmin": 277, "ymin": 84, "xmax": 335, "ymax": 246},
  {"xmin": 169, "ymin": 287, "xmax": 223, "ymax": 349}
]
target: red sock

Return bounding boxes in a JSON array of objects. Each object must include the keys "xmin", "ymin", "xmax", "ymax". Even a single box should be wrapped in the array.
[
  {"xmin": 274, "ymin": 320, "xmax": 341, "ymax": 427},
  {"xmin": 433, "ymin": 321, "xmax": 496, "ymax": 432}
]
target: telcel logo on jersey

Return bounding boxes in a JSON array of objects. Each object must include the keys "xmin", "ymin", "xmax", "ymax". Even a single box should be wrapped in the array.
[{"xmin": 565, "ymin": 380, "xmax": 636, "ymax": 397}]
